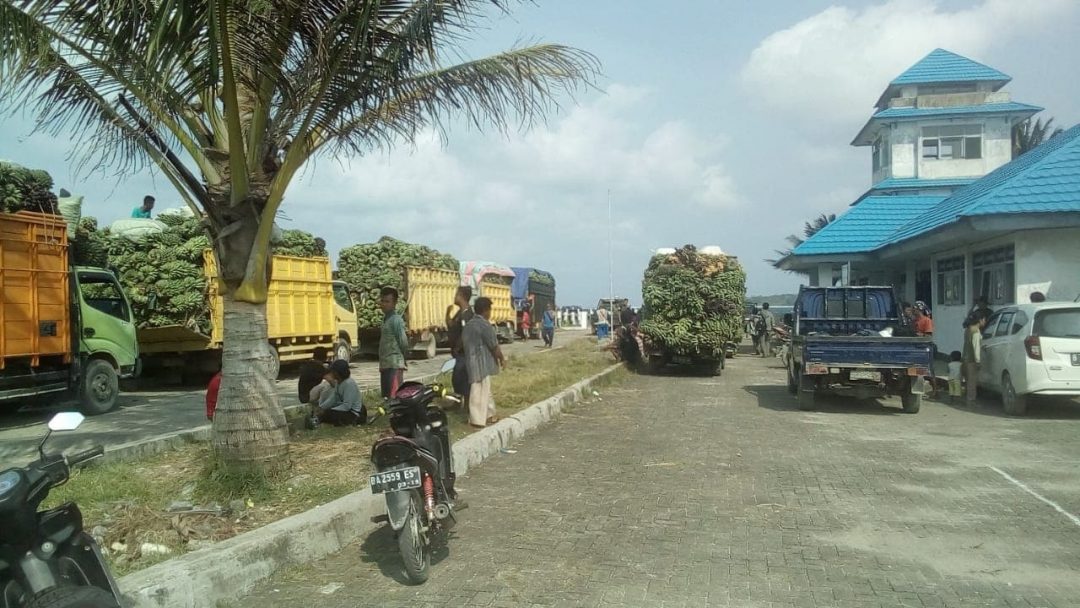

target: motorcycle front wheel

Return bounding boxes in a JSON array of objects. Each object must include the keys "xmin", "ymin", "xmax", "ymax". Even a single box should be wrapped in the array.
[
  {"xmin": 25, "ymin": 586, "xmax": 120, "ymax": 608},
  {"xmin": 398, "ymin": 495, "xmax": 430, "ymax": 584}
]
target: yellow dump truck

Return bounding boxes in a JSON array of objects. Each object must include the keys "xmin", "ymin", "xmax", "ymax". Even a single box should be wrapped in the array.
[
  {"xmin": 357, "ymin": 266, "xmax": 459, "ymax": 359},
  {"xmin": 137, "ymin": 251, "xmax": 358, "ymax": 378},
  {"xmin": 1, "ymin": 211, "xmax": 139, "ymax": 414}
]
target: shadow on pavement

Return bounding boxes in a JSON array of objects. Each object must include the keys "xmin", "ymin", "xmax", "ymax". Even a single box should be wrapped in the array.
[
  {"xmin": 358, "ymin": 523, "xmax": 453, "ymax": 585},
  {"xmin": 930, "ymin": 392, "xmax": 1080, "ymax": 420},
  {"xmin": 743, "ymin": 384, "xmax": 905, "ymax": 416}
]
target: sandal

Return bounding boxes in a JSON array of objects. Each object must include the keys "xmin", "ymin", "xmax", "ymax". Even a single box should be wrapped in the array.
[
  {"xmin": 468, "ymin": 423, "xmax": 486, "ymax": 430},
  {"xmin": 486, "ymin": 416, "xmax": 501, "ymax": 425}
]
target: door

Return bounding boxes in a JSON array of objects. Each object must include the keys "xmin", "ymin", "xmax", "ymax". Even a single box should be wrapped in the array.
[
  {"xmin": 1034, "ymin": 308, "xmax": 1080, "ymax": 383},
  {"xmin": 977, "ymin": 311, "xmax": 1002, "ymax": 387},
  {"xmin": 332, "ymin": 280, "xmax": 357, "ymax": 340},
  {"xmin": 983, "ymin": 311, "xmax": 1015, "ymax": 387},
  {"xmin": 76, "ymin": 270, "xmax": 138, "ymax": 368}
]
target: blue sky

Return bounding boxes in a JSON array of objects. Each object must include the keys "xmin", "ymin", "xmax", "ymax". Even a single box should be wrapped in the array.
[{"xmin": 2, "ymin": 0, "xmax": 1079, "ymax": 306}]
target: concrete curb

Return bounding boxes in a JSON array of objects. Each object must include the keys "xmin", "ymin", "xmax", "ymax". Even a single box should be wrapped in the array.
[{"xmin": 118, "ymin": 364, "xmax": 621, "ymax": 608}]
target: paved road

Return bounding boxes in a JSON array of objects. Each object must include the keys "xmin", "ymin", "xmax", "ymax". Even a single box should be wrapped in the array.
[
  {"xmin": 0, "ymin": 333, "xmax": 585, "ymax": 463},
  {"xmin": 234, "ymin": 352, "xmax": 1080, "ymax": 607}
]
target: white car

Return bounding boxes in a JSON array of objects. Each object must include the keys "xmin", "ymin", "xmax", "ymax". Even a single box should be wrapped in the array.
[{"xmin": 978, "ymin": 303, "xmax": 1080, "ymax": 415}]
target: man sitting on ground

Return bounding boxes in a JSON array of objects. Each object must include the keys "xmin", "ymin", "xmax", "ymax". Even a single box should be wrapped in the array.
[{"xmin": 316, "ymin": 360, "xmax": 366, "ymax": 426}]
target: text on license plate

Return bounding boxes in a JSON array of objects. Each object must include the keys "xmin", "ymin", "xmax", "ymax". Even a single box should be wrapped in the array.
[
  {"xmin": 1072, "ymin": 353, "xmax": 1080, "ymax": 366},
  {"xmin": 369, "ymin": 466, "xmax": 422, "ymax": 494}
]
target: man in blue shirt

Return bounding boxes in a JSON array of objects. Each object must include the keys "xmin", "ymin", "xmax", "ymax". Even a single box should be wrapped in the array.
[
  {"xmin": 541, "ymin": 303, "xmax": 557, "ymax": 347},
  {"xmin": 131, "ymin": 195, "xmax": 155, "ymax": 218}
]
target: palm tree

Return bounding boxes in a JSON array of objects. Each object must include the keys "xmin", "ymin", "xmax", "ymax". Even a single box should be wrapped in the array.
[
  {"xmin": 0, "ymin": 0, "xmax": 598, "ymax": 474},
  {"xmin": 766, "ymin": 213, "xmax": 836, "ymax": 267},
  {"xmin": 1014, "ymin": 117, "xmax": 1064, "ymax": 157}
]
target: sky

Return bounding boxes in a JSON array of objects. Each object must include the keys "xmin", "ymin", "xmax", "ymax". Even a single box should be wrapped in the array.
[{"xmin": 2, "ymin": 0, "xmax": 1079, "ymax": 306}]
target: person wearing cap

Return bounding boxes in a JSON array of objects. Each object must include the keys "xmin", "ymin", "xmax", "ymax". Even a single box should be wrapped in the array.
[{"xmin": 316, "ymin": 359, "xmax": 366, "ymax": 426}]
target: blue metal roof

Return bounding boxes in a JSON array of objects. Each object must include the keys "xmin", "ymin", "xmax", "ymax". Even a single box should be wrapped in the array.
[
  {"xmin": 888, "ymin": 123, "xmax": 1080, "ymax": 244},
  {"xmin": 792, "ymin": 196, "xmax": 947, "ymax": 256},
  {"xmin": 873, "ymin": 102, "xmax": 1042, "ymax": 120},
  {"xmin": 891, "ymin": 49, "xmax": 1011, "ymax": 86},
  {"xmin": 872, "ymin": 177, "xmax": 978, "ymax": 191}
]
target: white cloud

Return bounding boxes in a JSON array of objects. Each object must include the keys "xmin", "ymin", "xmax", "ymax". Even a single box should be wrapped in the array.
[{"xmin": 741, "ymin": 0, "xmax": 1077, "ymax": 133}]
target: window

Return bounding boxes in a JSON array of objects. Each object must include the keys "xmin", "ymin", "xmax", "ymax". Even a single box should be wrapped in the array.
[
  {"xmin": 79, "ymin": 272, "xmax": 130, "ymax": 321},
  {"xmin": 982, "ymin": 312, "xmax": 1000, "ymax": 340},
  {"xmin": 936, "ymin": 256, "xmax": 965, "ymax": 306},
  {"xmin": 972, "ymin": 245, "xmax": 1015, "ymax": 306},
  {"xmin": 872, "ymin": 135, "xmax": 891, "ymax": 172},
  {"xmin": 994, "ymin": 312, "xmax": 1015, "ymax": 338},
  {"xmin": 332, "ymin": 283, "xmax": 354, "ymax": 312},
  {"xmin": 922, "ymin": 125, "xmax": 983, "ymax": 160},
  {"xmin": 1011, "ymin": 310, "xmax": 1028, "ymax": 335},
  {"xmin": 1034, "ymin": 308, "xmax": 1080, "ymax": 338}
]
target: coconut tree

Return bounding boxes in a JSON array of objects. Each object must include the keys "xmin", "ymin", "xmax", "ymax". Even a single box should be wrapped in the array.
[
  {"xmin": 0, "ymin": 0, "xmax": 598, "ymax": 474},
  {"xmin": 1014, "ymin": 117, "xmax": 1064, "ymax": 157},
  {"xmin": 766, "ymin": 213, "xmax": 836, "ymax": 267}
]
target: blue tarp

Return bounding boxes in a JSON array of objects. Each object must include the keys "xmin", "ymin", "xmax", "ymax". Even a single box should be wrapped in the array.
[{"xmin": 510, "ymin": 267, "xmax": 530, "ymax": 300}]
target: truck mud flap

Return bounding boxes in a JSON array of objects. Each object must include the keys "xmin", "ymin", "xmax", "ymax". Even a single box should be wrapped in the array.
[{"xmin": 910, "ymin": 377, "xmax": 929, "ymax": 395}]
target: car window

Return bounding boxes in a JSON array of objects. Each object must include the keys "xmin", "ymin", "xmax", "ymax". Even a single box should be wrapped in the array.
[
  {"xmin": 1034, "ymin": 308, "xmax": 1080, "ymax": 339},
  {"xmin": 79, "ymin": 273, "xmax": 130, "ymax": 321},
  {"xmin": 332, "ymin": 283, "xmax": 354, "ymax": 312},
  {"xmin": 982, "ymin": 312, "xmax": 1000, "ymax": 339},
  {"xmin": 1010, "ymin": 310, "xmax": 1028, "ymax": 335},
  {"xmin": 994, "ymin": 312, "xmax": 1014, "ymax": 338}
]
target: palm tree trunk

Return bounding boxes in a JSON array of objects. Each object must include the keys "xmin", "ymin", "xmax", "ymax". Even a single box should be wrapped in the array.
[{"xmin": 211, "ymin": 291, "xmax": 290, "ymax": 475}]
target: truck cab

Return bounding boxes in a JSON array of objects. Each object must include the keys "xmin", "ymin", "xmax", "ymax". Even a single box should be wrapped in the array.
[
  {"xmin": 73, "ymin": 267, "xmax": 140, "ymax": 413},
  {"xmin": 331, "ymin": 280, "xmax": 358, "ymax": 361}
]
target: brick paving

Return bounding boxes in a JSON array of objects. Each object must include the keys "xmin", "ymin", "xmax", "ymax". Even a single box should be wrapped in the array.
[{"xmin": 233, "ymin": 352, "xmax": 1080, "ymax": 607}]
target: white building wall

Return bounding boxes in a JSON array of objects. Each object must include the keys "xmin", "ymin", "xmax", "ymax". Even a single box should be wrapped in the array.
[
  {"xmin": 916, "ymin": 117, "xmax": 1013, "ymax": 179},
  {"xmin": 1014, "ymin": 229, "xmax": 1080, "ymax": 302}
]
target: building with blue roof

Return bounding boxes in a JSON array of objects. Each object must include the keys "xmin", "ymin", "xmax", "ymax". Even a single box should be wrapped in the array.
[{"xmin": 779, "ymin": 49, "xmax": 1080, "ymax": 354}]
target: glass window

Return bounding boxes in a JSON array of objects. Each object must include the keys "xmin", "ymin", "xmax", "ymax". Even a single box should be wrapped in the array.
[
  {"xmin": 973, "ymin": 245, "xmax": 1015, "ymax": 305},
  {"xmin": 922, "ymin": 125, "xmax": 982, "ymax": 160},
  {"xmin": 332, "ymin": 283, "xmax": 354, "ymax": 312},
  {"xmin": 936, "ymin": 256, "xmax": 965, "ymax": 306},
  {"xmin": 995, "ymin": 312, "xmax": 1015, "ymax": 338},
  {"xmin": 964, "ymin": 136, "xmax": 982, "ymax": 159},
  {"xmin": 1011, "ymin": 310, "xmax": 1028, "ymax": 335},
  {"xmin": 982, "ymin": 313, "xmax": 1000, "ymax": 340},
  {"xmin": 1034, "ymin": 309, "xmax": 1080, "ymax": 338},
  {"xmin": 79, "ymin": 273, "xmax": 130, "ymax": 321},
  {"xmin": 922, "ymin": 138, "xmax": 939, "ymax": 159}
]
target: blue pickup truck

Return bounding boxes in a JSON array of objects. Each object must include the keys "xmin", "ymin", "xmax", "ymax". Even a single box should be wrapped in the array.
[{"xmin": 785, "ymin": 286, "xmax": 933, "ymax": 413}]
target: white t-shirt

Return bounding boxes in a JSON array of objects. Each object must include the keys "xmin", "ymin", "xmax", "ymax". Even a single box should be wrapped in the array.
[{"xmin": 947, "ymin": 361, "xmax": 963, "ymax": 381}]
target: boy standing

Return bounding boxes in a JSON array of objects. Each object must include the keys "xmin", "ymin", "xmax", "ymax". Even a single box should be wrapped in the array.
[
  {"xmin": 379, "ymin": 287, "xmax": 408, "ymax": 399},
  {"xmin": 947, "ymin": 351, "xmax": 963, "ymax": 404},
  {"xmin": 541, "ymin": 303, "xmax": 557, "ymax": 347}
]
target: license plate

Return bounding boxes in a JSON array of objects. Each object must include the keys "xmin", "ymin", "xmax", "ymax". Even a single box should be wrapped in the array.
[
  {"xmin": 851, "ymin": 371, "xmax": 880, "ymax": 381},
  {"xmin": 369, "ymin": 466, "xmax": 422, "ymax": 494},
  {"xmin": 1072, "ymin": 353, "xmax": 1080, "ymax": 366},
  {"xmin": 673, "ymin": 355, "xmax": 691, "ymax": 364}
]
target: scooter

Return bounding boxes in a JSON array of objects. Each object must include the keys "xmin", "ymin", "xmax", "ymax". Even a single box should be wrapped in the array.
[
  {"xmin": 369, "ymin": 359, "xmax": 459, "ymax": 584},
  {"xmin": 0, "ymin": 412, "xmax": 120, "ymax": 608}
]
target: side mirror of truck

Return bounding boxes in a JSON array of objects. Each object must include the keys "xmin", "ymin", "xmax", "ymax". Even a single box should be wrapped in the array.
[{"xmin": 783, "ymin": 313, "xmax": 794, "ymax": 326}]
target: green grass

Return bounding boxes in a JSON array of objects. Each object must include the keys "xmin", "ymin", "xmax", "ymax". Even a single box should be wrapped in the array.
[{"xmin": 46, "ymin": 337, "xmax": 618, "ymax": 575}]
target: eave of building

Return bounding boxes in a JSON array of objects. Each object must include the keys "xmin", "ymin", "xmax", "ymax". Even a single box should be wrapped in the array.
[{"xmin": 851, "ymin": 102, "xmax": 1043, "ymax": 146}]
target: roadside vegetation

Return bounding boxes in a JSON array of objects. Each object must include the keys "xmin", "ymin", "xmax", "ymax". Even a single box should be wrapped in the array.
[{"xmin": 46, "ymin": 340, "xmax": 621, "ymax": 575}]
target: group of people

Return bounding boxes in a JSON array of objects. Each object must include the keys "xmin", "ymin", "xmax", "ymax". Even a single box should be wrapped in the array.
[
  {"xmin": 748, "ymin": 303, "xmax": 776, "ymax": 357},
  {"xmin": 446, "ymin": 286, "xmax": 507, "ymax": 428},
  {"xmin": 516, "ymin": 302, "xmax": 559, "ymax": 348}
]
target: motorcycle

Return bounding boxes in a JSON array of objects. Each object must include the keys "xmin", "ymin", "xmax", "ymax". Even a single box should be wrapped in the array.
[
  {"xmin": 369, "ymin": 359, "xmax": 459, "ymax": 584},
  {"xmin": 0, "ymin": 412, "xmax": 120, "ymax": 608}
]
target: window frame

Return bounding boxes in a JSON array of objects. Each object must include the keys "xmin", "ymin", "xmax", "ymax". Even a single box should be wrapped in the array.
[
  {"xmin": 994, "ymin": 312, "xmax": 1015, "ymax": 338},
  {"xmin": 972, "ymin": 245, "xmax": 1015, "ymax": 306},
  {"xmin": 921, "ymin": 125, "xmax": 983, "ymax": 160},
  {"xmin": 936, "ymin": 256, "xmax": 965, "ymax": 306}
]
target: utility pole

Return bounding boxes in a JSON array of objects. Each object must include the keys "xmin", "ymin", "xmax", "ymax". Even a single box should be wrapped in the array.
[{"xmin": 607, "ymin": 189, "xmax": 615, "ymax": 325}]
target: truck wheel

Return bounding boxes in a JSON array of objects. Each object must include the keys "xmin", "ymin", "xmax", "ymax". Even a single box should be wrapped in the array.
[
  {"xmin": 79, "ymin": 359, "xmax": 119, "ymax": 416},
  {"xmin": 797, "ymin": 375, "xmax": 815, "ymax": 411},
  {"xmin": 267, "ymin": 346, "xmax": 280, "ymax": 380},
  {"xmin": 335, "ymin": 339, "xmax": 351, "ymax": 363},
  {"xmin": 901, "ymin": 390, "xmax": 922, "ymax": 414},
  {"xmin": 1002, "ymin": 372, "xmax": 1027, "ymax": 416}
]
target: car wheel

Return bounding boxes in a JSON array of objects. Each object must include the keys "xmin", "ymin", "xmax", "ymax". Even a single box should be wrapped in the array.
[
  {"xmin": 79, "ymin": 359, "xmax": 119, "ymax": 416},
  {"xmin": 1001, "ymin": 371, "xmax": 1027, "ymax": 416}
]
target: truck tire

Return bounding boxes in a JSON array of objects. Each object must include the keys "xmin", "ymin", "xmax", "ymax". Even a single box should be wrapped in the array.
[
  {"xmin": 901, "ymin": 390, "xmax": 922, "ymax": 414},
  {"xmin": 267, "ymin": 346, "xmax": 280, "ymax": 380},
  {"xmin": 335, "ymin": 339, "xmax": 351, "ymax": 363},
  {"xmin": 797, "ymin": 375, "xmax": 815, "ymax": 411},
  {"xmin": 79, "ymin": 359, "xmax": 119, "ymax": 416},
  {"xmin": 25, "ymin": 585, "xmax": 120, "ymax": 608}
]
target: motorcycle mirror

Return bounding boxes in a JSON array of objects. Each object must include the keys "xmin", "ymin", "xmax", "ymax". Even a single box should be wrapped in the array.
[
  {"xmin": 439, "ymin": 358, "xmax": 456, "ymax": 374},
  {"xmin": 48, "ymin": 412, "xmax": 85, "ymax": 432}
]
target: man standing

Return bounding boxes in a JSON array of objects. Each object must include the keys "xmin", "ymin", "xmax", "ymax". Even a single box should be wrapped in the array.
[
  {"xmin": 131, "ymin": 195, "xmax": 155, "ymax": 218},
  {"xmin": 962, "ymin": 312, "xmax": 989, "ymax": 406},
  {"xmin": 595, "ymin": 306, "xmax": 610, "ymax": 341},
  {"xmin": 462, "ymin": 297, "xmax": 506, "ymax": 429},
  {"xmin": 756, "ymin": 303, "xmax": 775, "ymax": 358},
  {"xmin": 541, "ymin": 302, "xmax": 557, "ymax": 348},
  {"xmin": 378, "ymin": 287, "xmax": 408, "ymax": 399},
  {"xmin": 446, "ymin": 286, "xmax": 475, "ymax": 399}
]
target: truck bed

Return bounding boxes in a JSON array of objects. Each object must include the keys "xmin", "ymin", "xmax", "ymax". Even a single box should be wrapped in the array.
[{"xmin": 800, "ymin": 335, "xmax": 933, "ymax": 369}]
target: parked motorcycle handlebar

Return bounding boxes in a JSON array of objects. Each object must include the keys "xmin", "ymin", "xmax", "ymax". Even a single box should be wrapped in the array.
[{"xmin": 67, "ymin": 445, "xmax": 104, "ymax": 467}]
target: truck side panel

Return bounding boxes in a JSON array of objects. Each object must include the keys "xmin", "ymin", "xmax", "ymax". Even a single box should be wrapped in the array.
[
  {"xmin": 480, "ymin": 282, "xmax": 515, "ymax": 326},
  {"xmin": 0, "ymin": 212, "xmax": 71, "ymax": 368},
  {"xmin": 404, "ymin": 267, "xmax": 458, "ymax": 333},
  {"xmin": 205, "ymin": 251, "xmax": 336, "ymax": 345}
]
